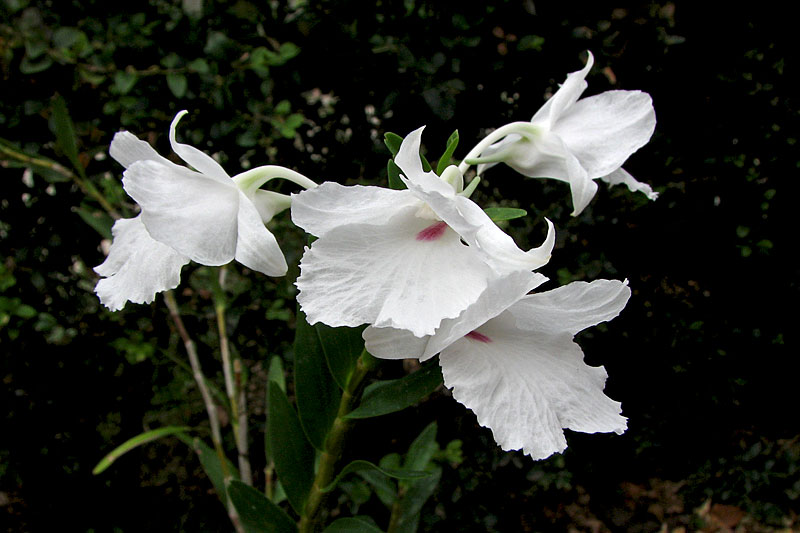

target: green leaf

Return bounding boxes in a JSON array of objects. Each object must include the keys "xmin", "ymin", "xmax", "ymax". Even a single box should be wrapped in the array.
[
  {"xmin": 315, "ymin": 323, "xmax": 365, "ymax": 390},
  {"xmin": 51, "ymin": 94, "xmax": 86, "ymax": 179},
  {"xmin": 345, "ymin": 361, "xmax": 442, "ymax": 419},
  {"xmin": 384, "ymin": 132, "xmax": 403, "ymax": 157},
  {"xmin": 321, "ymin": 459, "xmax": 431, "ymax": 493},
  {"xmin": 403, "ymin": 422, "xmax": 438, "ymax": 471},
  {"xmin": 92, "ymin": 426, "xmax": 190, "ymax": 475},
  {"xmin": 387, "ymin": 159, "xmax": 406, "ymax": 190},
  {"xmin": 113, "ymin": 70, "xmax": 138, "ymax": 95},
  {"xmin": 436, "ymin": 130, "xmax": 459, "ymax": 175},
  {"xmin": 391, "ymin": 467, "xmax": 442, "ymax": 533},
  {"xmin": 228, "ymin": 480, "xmax": 297, "ymax": 533},
  {"xmin": 177, "ymin": 434, "xmax": 240, "ymax": 508},
  {"xmin": 392, "ymin": 422, "xmax": 442, "ymax": 533},
  {"xmin": 74, "ymin": 206, "xmax": 113, "ymax": 239},
  {"xmin": 20, "ymin": 55, "xmax": 52, "ymax": 74},
  {"xmin": 483, "ymin": 207, "xmax": 527, "ymax": 222},
  {"xmin": 167, "ymin": 73, "xmax": 188, "ymax": 98},
  {"xmin": 323, "ymin": 517, "xmax": 384, "ymax": 533},
  {"xmin": 267, "ymin": 384, "xmax": 315, "ymax": 514},
  {"xmin": 267, "ymin": 355, "xmax": 286, "ymax": 393},
  {"xmin": 294, "ymin": 309, "xmax": 341, "ymax": 450}
]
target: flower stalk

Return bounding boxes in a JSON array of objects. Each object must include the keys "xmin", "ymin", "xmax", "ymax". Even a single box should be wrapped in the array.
[{"xmin": 298, "ymin": 350, "xmax": 380, "ymax": 533}]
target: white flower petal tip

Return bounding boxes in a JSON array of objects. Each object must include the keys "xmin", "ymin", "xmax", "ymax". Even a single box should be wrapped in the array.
[
  {"xmin": 93, "ymin": 216, "xmax": 189, "ymax": 311},
  {"xmin": 472, "ymin": 51, "xmax": 656, "ymax": 215}
]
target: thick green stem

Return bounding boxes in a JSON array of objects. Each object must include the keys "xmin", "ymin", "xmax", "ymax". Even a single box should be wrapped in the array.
[{"xmin": 298, "ymin": 350, "xmax": 379, "ymax": 533}]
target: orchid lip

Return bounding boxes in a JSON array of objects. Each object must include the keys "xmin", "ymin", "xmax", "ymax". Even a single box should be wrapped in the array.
[
  {"xmin": 415, "ymin": 221, "xmax": 448, "ymax": 241},
  {"xmin": 465, "ymin": 330, "xmax": 492, "ymax": 343}
]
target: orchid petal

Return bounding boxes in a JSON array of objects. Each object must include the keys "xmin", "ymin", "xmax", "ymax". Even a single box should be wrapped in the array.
[
  {"xmin": 296, "ymin": 206, "xmax": 493, "ymax": 337},
  {"xmin": 234, "ymin": 191, "xmax": 288, "ymax": 276},
  {"xmin": 402, "ymin": 166, "xmax": 556, "ymax": 273},
  {"xmin": 168, "ymin": 110, "xmax": 231, "ymax": 184},
  {"xmin": 554, "ymin": 90, "xmax": 656, "ymax": 179},
  {"xmin": 94, "ymin": 216, "xmax": 189, "ymax": 311},
  {"xmin": 363, "ymin": 270, "xmax": 547, "ymax": 361},
  {"xmin": 122, "ymin": 159, "xmax": 239, "ymax": 265},
  {"xmin": 600, "ymin": 168, "xmax": 659, "ymax": 201},
  {"xmin": 109, "ymin": 131, "xmax": 174, "ymax": 170},
  {"xmin": 531, "ymin": 51, "xmax": 594, "ymax": 127},
  {"xmin": 439, "ymin": 278, "xmax": 630, "ymax": 459},
  {"xmin": 291, "ymin": 182, "xmax": 419, "ymax": 237}
]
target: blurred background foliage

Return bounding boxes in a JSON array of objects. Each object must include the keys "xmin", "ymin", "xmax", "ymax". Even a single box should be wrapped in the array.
[{"xmin": 1, "ymin": 0, "xmax": 798, "ymax": 531}]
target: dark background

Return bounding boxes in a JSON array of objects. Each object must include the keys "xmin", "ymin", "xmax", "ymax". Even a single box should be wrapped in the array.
[{"xmin": 2, "ymin": 1, "xmax": 797, "ymax": 531}]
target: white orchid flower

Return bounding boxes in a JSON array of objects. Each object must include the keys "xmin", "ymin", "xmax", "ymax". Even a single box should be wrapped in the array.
[
  {"xmin": 364, "ymin": 273, "xmax": 631, "ymax": 460},
  {"xmin": 462, "ymin": 51, "xmax": 657, "ymax": 215},
  {"xmin": 292, "ymin": 127, "xmax": 556, "ymax": 337},
  {"xmin": 94, "ymin": 110, "xmax": 316, "ymax": 311}
]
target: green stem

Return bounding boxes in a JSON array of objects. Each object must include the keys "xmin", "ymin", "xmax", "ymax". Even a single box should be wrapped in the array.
[
  {"xmin": 457, "ymin": 121, "xmax": 539, "ymax": 175},
  {"xmin": 298, "ymin": 350, "xmax": 380, "ymax": 533}
]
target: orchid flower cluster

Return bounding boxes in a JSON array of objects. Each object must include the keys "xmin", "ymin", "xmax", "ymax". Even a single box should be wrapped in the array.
[{"xmin": 94, "ymin": 52, "xmax": 656, "ymax": 529}]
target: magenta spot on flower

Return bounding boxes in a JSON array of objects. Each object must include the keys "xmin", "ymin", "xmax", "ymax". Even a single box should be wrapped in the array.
[
  {"xmin": 465, "ymin": 330, "xmax": 492, "ymax": 343},
  {"xmin": 415, "ymin": 221, "xmax": 448, "ymax": 241}
]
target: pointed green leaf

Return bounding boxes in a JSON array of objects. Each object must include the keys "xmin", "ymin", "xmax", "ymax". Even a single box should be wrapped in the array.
[
  {"xmin": 51, "ymin": 94, "xmax": 86, "ymax": 179},
  {"xmin": 113, "ymin": 70, "xmax": 137, "ymax": 95},
  {"xmin": 268, "ymin": 355, "xmax": 286, "ymax": 393},
  {"xmin": 177, "ymin": 434, "xmax": 240, "ymax": 507},
  {"xmin": 74, "ymin": 206, "xmax": 113, "ymax": 239},
  {"xmin": 387, "ymin": 159, "xmax": 406, "ymax": 190},
  {"xmin": 484, "ymin": 207, "xmax": 528, "ymax": 222},
  {"xmin": 294, "ymin": 310, "xmax": 341, "ymax": 450},
  {"xmin": 268, "ymin": 384, "xmax": 315, "ymax": 514},
  {"xmin": 321, "ymin": 459, "xmax": 431, "ymax": 493},
  {"xmin": 345, "ymin": 361, "xmax": 442, "ymax": 419},
  {"xmin": 315, "ymin": 324, "xmax": 365, "ymax": 390},
  {"xmin": 323, "ymin": 517, "xmax": 384, "ymax": 533},
  {"xmin": 384, "ymin": 132, "xmax": 403, "ymax": 157},
  {"xmin": 391, "ymin": 467, "xmax": 442, "ymax": 533},
  {"xmin": 403, "ymin": 422, "xmax": 438, "ymax": 471},
  {"xmin": 93, "ymin": 426, "xmax": 190, "ymax": 475},
  {"xmin": 228, "ymin": 480, "xmax": 297, "ymax": 533},
  {"xmin": 436, "ymin": 130, "xmax": 459, "ymax": 175}
]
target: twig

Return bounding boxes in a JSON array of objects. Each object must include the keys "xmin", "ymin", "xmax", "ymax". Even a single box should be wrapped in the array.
[
  {"xmin": 163, "ymin": 290, "xmax": 244, "ymax": 533},
  {"xmin": 215, "ymin": 267, "xmax": 253, "ymax": 486}
]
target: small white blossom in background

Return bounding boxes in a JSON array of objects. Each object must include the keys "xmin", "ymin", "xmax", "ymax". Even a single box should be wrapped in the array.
[
  {"xmin": 465, "ymin": 51, "xmax": 657, "ymax": 215},
  {"xmin": 95, "ymin": 111, "xmax": 315, "ymax": 311}
]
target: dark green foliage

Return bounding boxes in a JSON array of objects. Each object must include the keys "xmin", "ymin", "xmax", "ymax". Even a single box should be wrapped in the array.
[{"xmin": 1, "ymin": 1, "xmax": 798, "ymax": 531}]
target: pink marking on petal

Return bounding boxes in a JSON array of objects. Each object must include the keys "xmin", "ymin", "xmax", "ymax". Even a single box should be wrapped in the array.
[
  {"xmin": 465, "ymin": 330, "xmax": 492, "ymax": 343},
  {"xmin": 415, "ymin": 221, "xmax": 449, "ymax": 241}
]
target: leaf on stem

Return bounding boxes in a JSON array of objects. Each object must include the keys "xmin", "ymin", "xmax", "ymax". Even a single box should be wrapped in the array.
[
  {"xmin": 436, "ymin": 130, "xmax": 459, "ymax": 175},
  {"xmin": 51, "ymin": 94, "xmax": 87, "ymax": 180},
  {"xmin": 321, "ymin": 459, "xmax": 431, "ymax": 494},
  {"xmin": 483, "ymin": 207, "xmax": 528, "ymax": 222},
  {"xmin": 92, "ymin": 425, "xmax": 190, "ymax": 475},
  {"xmin": 345, "ymin": 361, "xmax": 442, "ymax": 419},
  {"xmin": 315, "ymin": 323, "xmax": 365, "ymax": 390},
  {"xmin": 177, "ymin": 433, "xmax": 240, "ymax": 508},
  {"xmin": 267, "ymin": 383, "xmax": 315, "ymax": 515},
  {"xmin": 227, "ymin": 480, "xmax": 297, "ymax": 533},
  {"xmin": 294, "ymin": 309, "xmax": 341, "ymax": 450}
]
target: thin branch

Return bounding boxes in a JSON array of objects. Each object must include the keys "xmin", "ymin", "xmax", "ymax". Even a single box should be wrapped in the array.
[{"xmin": 163, "ymin": 290, "xmax": 244, "ymax": 533}]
